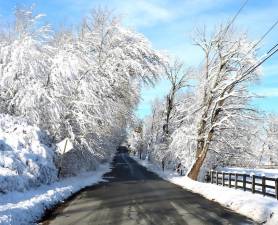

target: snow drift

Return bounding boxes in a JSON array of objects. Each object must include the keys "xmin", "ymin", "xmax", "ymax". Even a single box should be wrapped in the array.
[
  {"xmin": 0, "ymin": 114, "xmax": 57, "ymax": 193},
  {"xmin": 0, "ymin": 164, "xmax": 110, "ymax": 225}
]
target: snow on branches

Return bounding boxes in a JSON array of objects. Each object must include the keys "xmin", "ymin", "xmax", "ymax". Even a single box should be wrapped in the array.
[
  {"xmin": 187, "ymin": 26, "xmax": 261, "ymax": 180},
  {"xmin": 134, "ymin": 24, "xmax": 268, "ymax": 181},
  {"xmin": 0, "ymin": 6, "xmax": 166, "ymax": 175}
]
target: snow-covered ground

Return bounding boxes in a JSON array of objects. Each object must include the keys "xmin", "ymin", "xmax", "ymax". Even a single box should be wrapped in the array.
[
  {"xmin": 133, "ymin": 156, "xmax": 278, "ymax": 225},
  {"xmin": 0, "ymin": 163, "xmax": 111, "ymax": 225},
  {"xmin": 214, "ymin": 167, "xmax": 278, "ymax": 196},
  {"xmin": 0, "ymin": 114, "xmax": 57, "ymax": 193},
  {"xmin": 217, "ymin": 167, "xmax": 278, "ymax": 178},
  {"xmin": 0, "ymin": 114, "xmax": 113, "ymax": 225}
]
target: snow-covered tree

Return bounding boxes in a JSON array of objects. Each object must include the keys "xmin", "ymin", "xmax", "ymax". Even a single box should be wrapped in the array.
[
  {"xmin": 134, "ymin": 24, "xmax": 264, "ymax": 179},
  {"xmin": 187, "ymin": 25, "xmax": 261, "ymax": 180},
  {"xmin": 132, "ymin": 58, "xmax": 194, "ymax": 169},
  {"xmin": 0, "ymin": 6, "xmax": 166, "ymax": 175},
  {"xmin": 0, "ymin": 6, "xmax": 53, "ymax": 120},
  {"xmin": 163, "ymin": 59, "xmax": 191, "ymax": 135},
  {"xmin": 259, "ymin": 114, "xmax": 278, "ymax": 166}
]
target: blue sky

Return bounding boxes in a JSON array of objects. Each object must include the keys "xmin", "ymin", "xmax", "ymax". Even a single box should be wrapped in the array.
[{"xmin": 0, "ymin": 0, "xmax": 277, "ymax": 118}]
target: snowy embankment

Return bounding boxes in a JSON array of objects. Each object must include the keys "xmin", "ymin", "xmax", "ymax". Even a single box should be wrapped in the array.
[
  {"xmin": 0, "ymin": 164, "xmax": 111, "ymax": 225},
  {"xmin": 0, "ymin": 114, "xmax": 57, "ymax": 193},
  {"xmin": 133, "ymin": 156, "xmax": 278, "ymax": 225},
  {"xmin": 0, "ymin": 114, "xmax": 112, "ymax": 225}
]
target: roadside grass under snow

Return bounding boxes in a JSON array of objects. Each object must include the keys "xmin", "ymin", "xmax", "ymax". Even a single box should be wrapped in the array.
[
  {"xmin": 133, "ymin": 156, "xmax": 278, "ymax": 225},
  {"xmin": 0, "ymin": 163, "xmax": 111, "ymax": 225}
]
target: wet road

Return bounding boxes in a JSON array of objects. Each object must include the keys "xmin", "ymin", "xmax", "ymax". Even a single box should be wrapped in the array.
[{"xmin": 41, "ymin": 147, "xmax": 256, "ymax": 225}]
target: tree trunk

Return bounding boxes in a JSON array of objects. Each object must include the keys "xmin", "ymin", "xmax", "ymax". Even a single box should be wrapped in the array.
[
  {"xmin": 164, "ymin": 94, "xmax": 172, "ymax": 135},
  {"xmin": 188, "ymin": 93, "xmax": 225, "ymax": 180},
  {"xmin": 188, "ymin": 130, "xmax": 213, "ymax": 180},
  {"xmin": 187, "ymin": 147, "xmax": 208, "ymax": 180},
  {"xmin": 164, "ymin": 87, "xmax": 176, "ymax": 135}
]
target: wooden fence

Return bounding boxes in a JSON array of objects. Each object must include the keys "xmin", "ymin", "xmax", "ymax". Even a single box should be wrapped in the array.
[{"xmin": 206, "ymin": 170, "xmax": 278, "ymax": 200}]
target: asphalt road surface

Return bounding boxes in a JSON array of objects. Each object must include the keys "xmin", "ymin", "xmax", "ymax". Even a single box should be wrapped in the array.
[{"xmin": 41, "ymin": 146, "xmax": 256, "ymax": 225}]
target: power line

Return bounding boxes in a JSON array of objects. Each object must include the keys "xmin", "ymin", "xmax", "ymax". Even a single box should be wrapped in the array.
[
  {"xmin": 267, "ymin": 43, "xmax": 278, "ymax": 54},
  {"xmin": 253, "ymin": 20, "xmax": 278, "ymax": 49},
  {"xmin": 244, "ymin": 43, "xmax": 278, "ymax": 76},
  {"xmin": 225, "ymin": 0, "xmax": 277, "ymax": 53},
  {"xmin": 235, "ymin": 20, "xmax": 278, "ymax": 71},
  {"xmin": 219, "ymin": 43, "xmax": 278, "ymax": 97},
  {"xmin": 248, "ymin": 45, "xmax": 278, "ymax": 74},
  {"xmin": 225, "ymin": 0, "xmax": 249, "ymax": 33}
]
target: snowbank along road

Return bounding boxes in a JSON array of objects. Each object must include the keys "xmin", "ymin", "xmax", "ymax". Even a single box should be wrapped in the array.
[{"xmin": 40, "ymin": 146, "xmax": 256, "ymax": 225}]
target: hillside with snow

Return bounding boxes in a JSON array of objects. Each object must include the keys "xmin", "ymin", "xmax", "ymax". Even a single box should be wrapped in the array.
[{"xmin": 0, "ymin": 114, "xmax": 57, "ymax": 193}]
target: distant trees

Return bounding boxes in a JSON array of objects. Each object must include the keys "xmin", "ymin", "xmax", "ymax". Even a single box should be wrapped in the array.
[
  {"xmin": 259, "ymin": 115, "xmax": 278, "ymax": 165},
  {"xmin": 138, "ymin": 59, "xmax": 192, "ymax": 168},
  {"xmin": 0, "ymin": 6, "xmax": 166, "ymax": 175},
  {"xmin": 143, "ymin": 99, "xmax": 167, "ymax": 162},
  {"xmin": 163, "ymin": 59, "xmax": 190, "ymax": 135}
]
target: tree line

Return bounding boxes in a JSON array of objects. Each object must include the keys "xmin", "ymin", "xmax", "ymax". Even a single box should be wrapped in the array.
[
  {"xmin": 0, "ymin": 6, "xmax": 166, "ymax": 175},
  {"xmin": 130, "ymin": 24, "xmax": 278, "ymax": 180}
]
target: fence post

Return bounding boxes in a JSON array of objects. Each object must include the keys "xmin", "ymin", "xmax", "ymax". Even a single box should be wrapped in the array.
[
  {"xmin": 235, "ymin": 173, "xmax": 238, "ymax": 189},
  {"xmin": 262, "ymin": 176, "xmax": 266, "ymax": 196},
  {"xmin": 243, "ymin": 174, "xmax": 246, "ymax": 191},
  {"xmin": 204, "ymin": 171, "xmax": 278, "ymax": 199},
  {"xmin": 275, "ymin": 178, "xmax": 278, "ymax": 200},
  {"xmin": 252, "ymin": 175, "xmax": 255, "ymax": 193}
]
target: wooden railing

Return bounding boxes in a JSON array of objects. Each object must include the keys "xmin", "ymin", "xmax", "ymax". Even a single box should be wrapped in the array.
[{"xmin": 205, "ymin": 170, "xmax": 278, "ymax": 200}]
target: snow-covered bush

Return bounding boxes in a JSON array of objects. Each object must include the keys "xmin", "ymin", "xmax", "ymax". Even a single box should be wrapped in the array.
[{"xmin": 0, "ymin": 114, "xmax": 57, "ymax": 193}]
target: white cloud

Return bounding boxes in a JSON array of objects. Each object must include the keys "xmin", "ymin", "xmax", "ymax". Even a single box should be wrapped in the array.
[
  {"xmin": 119, "ymin": 0, "xmax": 236, "ymax": 28},
  {"xmin": 55, "ymin": 0, "xmax": 174, "ymax": 28},
  {"xmin": 255, "ymin": 88, "xmax": 278, "ymax": 97},
  {"xmin": 114, "ymin": 0, "xmax": 173, "ymax": 28}
]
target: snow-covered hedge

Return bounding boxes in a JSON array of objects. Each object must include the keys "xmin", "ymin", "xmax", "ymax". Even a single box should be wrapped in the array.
[{"xmin": 0, "ymin": 114, "xmax": 57, "ymax": 193}]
